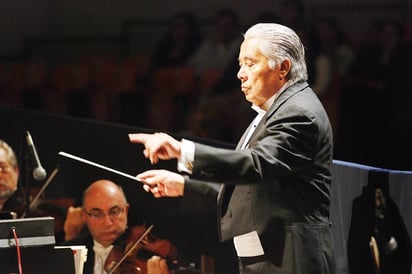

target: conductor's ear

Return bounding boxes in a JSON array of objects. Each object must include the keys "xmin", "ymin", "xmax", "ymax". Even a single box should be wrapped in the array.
[{"xmin": 279, "ymin": 59, "xmax": 291, "ymax": 80}]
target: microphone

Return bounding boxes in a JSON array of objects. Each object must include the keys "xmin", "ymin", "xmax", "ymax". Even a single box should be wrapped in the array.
[{"xmin": 25, "ymin": 131, "xmax": 47, "ymax": 181}]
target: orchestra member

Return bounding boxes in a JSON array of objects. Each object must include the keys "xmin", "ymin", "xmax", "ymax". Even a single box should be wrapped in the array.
[
  {"xmin": 63, "ymin": 179, "xmax": 130, "ymax": 274},
  {"xmin": 0, "ymin": 139, "xmax": 19, "ymax": 216},
  {"xmin": 64, "ymin": 179, "xmax": 191, "ymax": 274}
]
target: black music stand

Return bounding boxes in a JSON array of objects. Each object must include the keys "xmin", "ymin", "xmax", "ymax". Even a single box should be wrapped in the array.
[{"xmin": 0, "ymin": 216, "xmax": 75, "ymax": 274}]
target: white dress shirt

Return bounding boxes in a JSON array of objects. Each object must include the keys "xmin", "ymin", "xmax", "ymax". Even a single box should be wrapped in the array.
[
  {"xmin": 93, "ymin": 241, "xmax": 113, "ymax": 274},
  {"xmin": 177, "ymin": 81, "xmax": 292, "ymax": 257}
]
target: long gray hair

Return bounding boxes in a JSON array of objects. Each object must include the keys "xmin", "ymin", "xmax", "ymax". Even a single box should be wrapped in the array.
[
  {"xmin": 0, "ymin": 139, "xmax": 18, "ymax": 169},
  {"xmin": 244, "ymin": 23, "xmax": 308, "ymax": 83}
]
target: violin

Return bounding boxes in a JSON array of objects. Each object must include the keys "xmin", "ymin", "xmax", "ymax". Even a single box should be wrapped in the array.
[{"xmin": 104, "ymin": 224, "xmax": 179, "ymax": 274}]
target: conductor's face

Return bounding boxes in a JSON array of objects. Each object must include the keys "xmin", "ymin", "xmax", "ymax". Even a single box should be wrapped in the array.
[
  {"xmin": 237, "ymin": 37, "xmax": 286, "ymax": 109},
  {"xmin": 83, "ymin": 180, "xmax": 129, "ymax": 247}
]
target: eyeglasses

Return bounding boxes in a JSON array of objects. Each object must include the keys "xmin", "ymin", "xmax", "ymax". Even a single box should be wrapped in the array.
[{"xmin": 83, "ymin": 206, "xmax": 125, "ymax": 221}]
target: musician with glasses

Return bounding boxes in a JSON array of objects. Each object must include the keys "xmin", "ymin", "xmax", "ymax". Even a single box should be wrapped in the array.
[
  {"xmin": 63, "ymin": 179, "xmax": 130, "ymax": 274},
  {"xmin": 63, "ymin": 179, "xmax": 200, "ymax": 274}
]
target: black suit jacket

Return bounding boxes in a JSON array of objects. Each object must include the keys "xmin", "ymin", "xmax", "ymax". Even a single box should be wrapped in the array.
[{"xmin": 183, "ymin": 81, "xmax": 336, "ymax": 273}]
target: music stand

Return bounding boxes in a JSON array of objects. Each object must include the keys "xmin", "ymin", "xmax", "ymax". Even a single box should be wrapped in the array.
[
  {"xmin": 0, "ymin": 216, "xmax": 55, "ymax": 248},
  {"xmin": 0, "ymin": 216, "xmax": 75, "ymax": 274}
]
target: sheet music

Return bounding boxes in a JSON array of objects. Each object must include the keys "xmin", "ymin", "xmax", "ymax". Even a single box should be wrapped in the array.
[
  {"xmin": 58, "ymin": 151, "xmax": 143, "ymax": 184},
  {"xmin": 55, "ymin": 245, "xmax": 88, "ymax": 274}
]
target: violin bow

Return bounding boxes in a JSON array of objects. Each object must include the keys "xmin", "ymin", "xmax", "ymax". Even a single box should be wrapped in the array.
[{"xmin": 107, "ymin": 224, "xmax": 155, "ymax": 274}]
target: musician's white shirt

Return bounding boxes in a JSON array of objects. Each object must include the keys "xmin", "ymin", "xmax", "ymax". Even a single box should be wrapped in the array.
[{"xmin": 93, "ymin": 240, "xmax": 113, "ymax": 274}]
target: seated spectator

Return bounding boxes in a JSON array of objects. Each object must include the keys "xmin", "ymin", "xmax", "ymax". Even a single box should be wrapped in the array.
[
  {"xmin": 151, "ymin": 11, "xmax": 203, "ymax": 70},
  {"xmin": 187, "ymin": 8, "xmax": 242, "ymax": 77},
  {"xmin": 336, "ymin": 18, "xmax": 412, "ymax": 169}
]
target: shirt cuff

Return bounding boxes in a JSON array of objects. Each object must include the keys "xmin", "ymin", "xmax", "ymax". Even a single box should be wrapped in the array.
[{"xmin": 177, "ymin": 138, "xmax": 195, "ymax": 174}]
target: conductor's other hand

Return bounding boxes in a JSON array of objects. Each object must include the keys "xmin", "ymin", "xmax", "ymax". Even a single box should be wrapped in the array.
[
  {"xmin": 137, "ymin": 169, "xmax": 185, "ymax": 198},
  {"xmin": 129, "ymin": 133, "xmax": 181, "ymax": 164}
]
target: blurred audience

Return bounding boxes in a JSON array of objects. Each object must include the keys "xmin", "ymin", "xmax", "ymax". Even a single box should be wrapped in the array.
[
  {"xmin": 307, "ymin": 16, "xmax": 355, "ymax": 95},
  {"xmin": 1, "ymin": 6, "xmax": 412, "ymax": 170},
  {"xmin": 182, "ymin": 8, "xmax": 248, "ymax": 143},
  {"xmin": 336, "ymin": 18, "xmax": 412, "ymax": 169},
  {"xmin": 187, "ymin": 8, "xmax": 242, "ymax": 77},
  {"xmin": 144, "ymin": 11, "xmax": 203, "ymax": 132},
  {"xmin": 146, "ymin": 8, "xmax": 245, "ymax": 137},
  {"xmin": 151, "ymin": 11, "xmax": 203, "ymax": 70},
  {"xmin": 306, "ymin": 16, "xmax": 355, "ymax": 137},
  {"xmin": 277, "ymin": 0, "xmax": 309, "ymax": 43}
]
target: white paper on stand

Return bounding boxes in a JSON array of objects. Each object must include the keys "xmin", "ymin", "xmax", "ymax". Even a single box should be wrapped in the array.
[{"xmin": 55, "ymin": 245, "xmax": 88, "ymax": 274}]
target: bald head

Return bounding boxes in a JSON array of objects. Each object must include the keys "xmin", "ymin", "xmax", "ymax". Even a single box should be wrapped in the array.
[
  {"xmin": 82, "ymin": 179, "xmax": 127, "ymax": 206},
  {"xmin": 82, "ymin": 179, "xmax": 129, "ymax": 247}
]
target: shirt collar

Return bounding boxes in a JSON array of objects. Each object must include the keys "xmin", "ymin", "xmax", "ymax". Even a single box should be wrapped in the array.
[
  {"xmin": 93, "ymin": 240, "xmax": 113, "ymax": 255},
  {"xmin": 251, "ymin": 104, "xmax": 267, "ymax": 116}
]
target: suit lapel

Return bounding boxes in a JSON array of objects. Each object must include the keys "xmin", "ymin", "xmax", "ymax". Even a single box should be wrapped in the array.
[
  {"xmin": 235, "ymin": 118, "xmax": 255, "ymax": 150},
  {"xmin": 217, "ymin": 81, "xmax": 309, "ymax": 237},
  {"xmin": 247, "ymin": 81, "xmax": 309, "ymax": 146},
  {"xmin": 267, "ymin": 81, "xmax": 308, "ymax": 117},
  {"xmin": 244, "ymin": 114, "xmax": 266, "ymax": 148},
  {"xmin": 218, "ymin": 115, "xmax": 256, "ymax": 223}
]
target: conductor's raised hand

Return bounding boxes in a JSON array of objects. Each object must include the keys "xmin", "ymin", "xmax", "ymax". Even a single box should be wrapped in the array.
[
  {"xmin": 128, "ymin": 133, "xmax": 181, "ymax": 164},
  {"xmin": 137, "ymin": 169, "xmax": 185, "ymax": 198}
]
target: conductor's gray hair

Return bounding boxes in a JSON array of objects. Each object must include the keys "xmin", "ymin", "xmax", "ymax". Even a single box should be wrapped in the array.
[{"xmin": 244, "ymin": 23, "xmax": 308, "ymax": 82}]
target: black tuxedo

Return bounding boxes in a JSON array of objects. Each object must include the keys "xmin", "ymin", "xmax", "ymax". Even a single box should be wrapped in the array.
[{"xmin": 183, "ymin": 81, "xmax": 336, "ymax": 273}]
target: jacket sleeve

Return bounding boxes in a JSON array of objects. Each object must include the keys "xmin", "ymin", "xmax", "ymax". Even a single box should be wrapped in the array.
[
  {"xmin": 190, "ymin": 105, "xmax": 320, "ymax": 185},
  {"xmin": 180, "ymin": 176, "xmax": 221, "ymax": 213}
]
